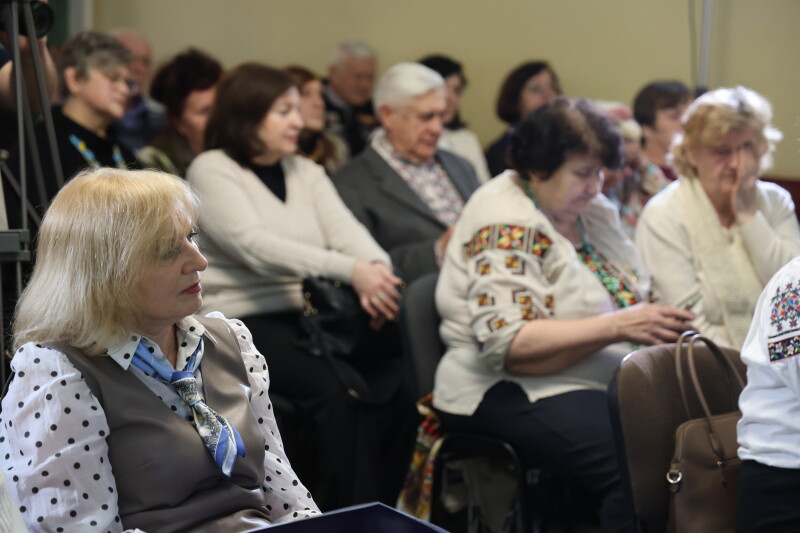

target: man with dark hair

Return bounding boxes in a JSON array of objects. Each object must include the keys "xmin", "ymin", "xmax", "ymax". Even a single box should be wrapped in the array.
[{"xmin": 632, "ymin": 80, "xmax": 690, "ymax": 182}]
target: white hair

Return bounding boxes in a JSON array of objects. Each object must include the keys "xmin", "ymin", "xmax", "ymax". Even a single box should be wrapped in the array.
[
  {"xmin": 373, "ymin": 62, "xmax": 445, "ymax": 112},
  {"xmin": 328, "ymin": 41, "xmax": 376, "ymax": 68}
]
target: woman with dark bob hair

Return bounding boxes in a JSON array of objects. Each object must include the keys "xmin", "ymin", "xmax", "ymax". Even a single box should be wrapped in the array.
[
  {"xmin": 433, "ymin": 98, "xmax": 693, "ymax": 531},
  {"xmin": 0, "ymin": 168, "xmax": 318, "ymax": 531},
  {"xmin": 484, "ymin": 60, "xmax": 561, "ymax": 177},
  {"xmin": 138, "ymin": 48, "xmax": 223, "ymax": 177},
  {"xmin": 186, "ymin": 63, "xmax": 414, "ymax": 510}
]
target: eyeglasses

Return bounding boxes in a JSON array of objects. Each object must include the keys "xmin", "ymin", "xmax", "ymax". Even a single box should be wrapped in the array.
[{"xmin": 96, "ymin": 68, "xmax": 138, "ymax": 93}]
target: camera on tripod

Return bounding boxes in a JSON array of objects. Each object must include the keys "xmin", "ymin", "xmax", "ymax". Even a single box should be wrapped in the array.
[{"xmin": 0, "ymin": 0, "xmax": 53, "ymax": 38}]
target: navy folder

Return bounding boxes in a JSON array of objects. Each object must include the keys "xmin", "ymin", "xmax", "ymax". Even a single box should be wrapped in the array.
[{"xmin": 249, "ymin": 502, "xmax": 449, "ymax": 532}]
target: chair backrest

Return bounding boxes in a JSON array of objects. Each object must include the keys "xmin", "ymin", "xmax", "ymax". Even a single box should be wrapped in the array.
[
  {"xmin": 608, "ymin": 340, "xmax": 746, "ymax": 531},
  {"xmin": 398, "ymin": 272, "xmax": 442, "ymax": 399}
]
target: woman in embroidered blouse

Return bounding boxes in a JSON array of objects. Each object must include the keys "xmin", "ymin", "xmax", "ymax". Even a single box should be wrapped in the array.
[
  {"xmin": 636, "ymin": 86, "xmax": 800, "ymax": 350},
  {"xmin": 186, "ymin": 63, "xmax": 415, "ymax": 510},
  {"xmin": 433, "ymin": 98, "xmax": 693, "ymax": 532},
  {"xmin": 0, "ymin": 168, "xmax": 318, "ymax": 532}
]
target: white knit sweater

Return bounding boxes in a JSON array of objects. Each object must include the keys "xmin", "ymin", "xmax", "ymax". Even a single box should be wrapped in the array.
[{"xmin": 187, "ymin": 150, "xmax": 390, "ymax": 317}]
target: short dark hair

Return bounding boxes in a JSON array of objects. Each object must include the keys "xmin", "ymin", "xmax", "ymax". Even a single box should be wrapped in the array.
[
  {"xmin": 496, "ymin": 61, "xmax": 561, "ymax": 125},
  {"xmin": 150, "ymin": 48, "xmax": 222, "ymax": 124},
  {"xmin": 204, "ymin": 63, "xmax": 295, "ymax": 166},
  {"xmin": 419, "ymin": 54, "xmax": 467, "ymax": 129},
  {"xmin": 632, "ymin": 80, "xmax": 690, "ymax": 128},
  {"xmin": 509, "ymin": 97, "xmax": 622, "ymax": 181},
  {"xmin": 58, "ymin": 30, "xmax": 133, "ymax": 99}
]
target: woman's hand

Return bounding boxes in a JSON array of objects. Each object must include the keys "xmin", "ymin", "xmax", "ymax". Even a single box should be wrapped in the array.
[
  {"xmin": 351, "ymin": 261, "xmax": 402, "ymax": 328},
  {"xmin": 731, "ymin": 146, "xmax": 760, "ymax": 224},
  {"xmin": 611, "ymin": 303, "xmax": 695, "ymax": 346}
]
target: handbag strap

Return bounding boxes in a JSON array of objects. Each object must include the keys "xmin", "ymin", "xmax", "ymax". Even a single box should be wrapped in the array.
[
  {"xmin": 674, "ymin": 330, "xmax": 698, "ymax": 420},
  {"xmin": 682, "ymin": 333, "xmax": 745, "ymax": 459}
]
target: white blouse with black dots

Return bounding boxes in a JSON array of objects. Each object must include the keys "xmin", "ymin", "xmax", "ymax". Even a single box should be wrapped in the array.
[{"xmin": 0, "ymin": 312, "xmax": 319, "ymax": 532}]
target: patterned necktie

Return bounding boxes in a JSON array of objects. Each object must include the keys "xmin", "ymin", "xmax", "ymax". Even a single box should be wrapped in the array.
[{"xmin": 131, "ymin": 338, "xmax": 246, "ymax": 477}]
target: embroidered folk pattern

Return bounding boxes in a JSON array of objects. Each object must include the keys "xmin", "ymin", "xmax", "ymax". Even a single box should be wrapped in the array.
[
  {"xmin": 477, "ymin": 293, "xmax": 495, "ymax": 307},
  {"xmin": 486, "ymin": 314, "xmax": 508, "ymax": 332},
  {"xmin": 769, "ymin": 281, "xmax": 800, "ymax": 336},
  {"xmin": 512, "ymin": 288, "xmax": 554, "ymax": 320},
  {"xmin": 505, "ymin": 254, "xmax": 525, "ymax": 275},
  {"xmin": 475, "ymin": 257, "xmax": 491, "ymax": 276},
  {"xmin": 768, "ymin": 280, "xmax": 800, "ymax": 362},
  {"xmin": 768, "ymin": 336, "xmax": 800, "ymax": 363},
  {"xmin": 463, "ymin": 224, "xmax": 553, "ymax": 261}
]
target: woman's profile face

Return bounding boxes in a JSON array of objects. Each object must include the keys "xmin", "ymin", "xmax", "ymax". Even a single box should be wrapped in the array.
[
  {"xmin": 69, "ymin": 64, "xmax": 132, "ymax": 123},
  {"xmin": 255, "ymin": 87, "xmax": 304, "ymax": 163},
  {"xmin": 298, "ymin": 79, "xmax": 325, "ymax": 132},
  {"xmin": 519, "ymin": 69, "xmax": 558, "ymax": 117},
  {"xmin": 443, "ymin": 73, "xmax": 464, "ymax": 126},
  {"xmin": 530, "ymin": 153, "xmax": 604, "ymax": 224},
  {"xmin": 176, "ymin": 85, "xmax": 218, "ymax": 155},
  {"xmin": 133, "ymin": 229, "xmax": 208, "ymax": 331}
]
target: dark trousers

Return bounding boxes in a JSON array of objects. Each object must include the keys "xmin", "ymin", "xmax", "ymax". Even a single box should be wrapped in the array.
[
  {"xmin": 241, "ymin": 311, "xmax": 417, "ymax": 511},
  {"xmin": 739, "ymin": 459, "xmax": 800, "ymax": 532},
  {"xmin": 437, "ymin": 381, "xmax": 635, "ymax": 533}
]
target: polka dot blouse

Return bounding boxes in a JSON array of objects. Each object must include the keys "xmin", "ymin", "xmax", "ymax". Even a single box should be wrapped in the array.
[{"xmin": 0, "ymin": 312, "xmax": 319, "ymax": 532}]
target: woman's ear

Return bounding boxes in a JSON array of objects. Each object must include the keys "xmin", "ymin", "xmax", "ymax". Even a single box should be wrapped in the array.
[{"xmin": 63, "ymin": 66, "xmax": 81, "ymax": 96}]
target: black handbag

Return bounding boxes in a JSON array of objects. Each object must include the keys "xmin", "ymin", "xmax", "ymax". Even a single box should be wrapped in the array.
[{"xmin": 300, "ymin": 276, "xmax": 368, "ymax": 360}]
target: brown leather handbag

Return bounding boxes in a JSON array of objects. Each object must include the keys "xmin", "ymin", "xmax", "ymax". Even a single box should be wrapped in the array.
[{"xmin": 666, "ymin": 332, "xmax": 745, "ymax": 533}]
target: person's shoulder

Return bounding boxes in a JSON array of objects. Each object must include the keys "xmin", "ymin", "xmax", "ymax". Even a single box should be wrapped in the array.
[
  {"xmin": 283, "ymin": 153, "xmax": 326, "ymax": 177},
  {"xmin": 187, "ymin": 149, "xmax": 239, "ymax": 176},
  {"xmin": 331, "ymin": 147, "xmax": 379, "ymax": 183},
  {"xmin": 461, "ymin": 172, "xmax": 535, "ymax": 222},
  {"xmin": 8, "ymin": 341, "xmax": 72, "ymax": 378},
  {"xmin": 758, "ymin": 179, "xmax": 795, "ymax": 206},
  {"xmin": 639, "ymin": 179, "xmax": 683, "ymax": 219}
]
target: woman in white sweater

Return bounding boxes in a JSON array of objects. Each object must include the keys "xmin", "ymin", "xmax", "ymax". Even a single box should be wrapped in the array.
[
  {"xmin": 186, "ymin": 63, "xmax": 414, "ymax": 511},
  {"xmin": 434, "ymin": 98, "xmax": 693, "ymax": 531},
  {"xmin": 636, "ymin": 86, "xmax": 800, "ymax": 350}
]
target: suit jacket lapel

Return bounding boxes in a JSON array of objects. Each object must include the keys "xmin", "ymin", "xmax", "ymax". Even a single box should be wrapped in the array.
[
  {"xmin": 438, "ymin": 151, "xmax": 475, "ymax": 201},
  {"xmin": 364, "ymin": 148, "xmax": 445, "ymax": 228}
]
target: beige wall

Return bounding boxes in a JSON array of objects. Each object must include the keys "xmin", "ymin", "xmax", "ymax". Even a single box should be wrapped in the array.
[{"xmin": 94, "ymin": 0, "xmax": 800, "ymax": 177}]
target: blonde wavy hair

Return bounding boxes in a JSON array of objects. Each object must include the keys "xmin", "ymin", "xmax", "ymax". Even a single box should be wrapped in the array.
[
  {"xmin": 670, "ymin": 86, "xmax": 782, "ymax": 179},
  {"xmin": 13, "ymin": 168, "xmax": 200, "ymax": 356}
]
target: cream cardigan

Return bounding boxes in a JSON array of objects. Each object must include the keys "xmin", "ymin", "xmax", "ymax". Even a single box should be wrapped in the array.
[
  {"xmin": 187, "ymin": 150, "xmax": 390, "ymax": 318},
  {"xmin": 636, "ymin": 178, "xmax": 800, "ymax": 349}
]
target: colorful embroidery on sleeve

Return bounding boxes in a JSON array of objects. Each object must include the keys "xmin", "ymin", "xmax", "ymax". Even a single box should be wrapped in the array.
[
  {"xmin": 767, "ymin": 280, "xmax": 800, "ymax": 362},
  {"xmin": 463, "ymin": 225, "xmax": 553, "ymax": 261},
  {"xmin": 505, "ymin": 254, "xmax": 525, "ymax": 275},
  {"xmin": 485, "ymin": 314, "xmax": 509, "ymax": 332},
  {"xmin": 477, "ymin": 293, "xmax": 495, "ymax": 307}
]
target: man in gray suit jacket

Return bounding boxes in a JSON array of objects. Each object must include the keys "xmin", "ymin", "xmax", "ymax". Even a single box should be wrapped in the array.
[{"xmin": 333, "ymin": 62, "xmax": 481, "ymax": 283}]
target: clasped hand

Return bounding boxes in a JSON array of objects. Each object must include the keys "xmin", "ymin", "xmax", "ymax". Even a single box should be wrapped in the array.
[{"xmin": 351, "ymin": 261, "xmax": 403, "ymax": 330}]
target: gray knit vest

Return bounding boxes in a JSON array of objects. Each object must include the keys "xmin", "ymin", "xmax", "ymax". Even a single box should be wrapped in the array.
[{"xmin": 60, "ymin": 316, "xmax": 271, "ymax": 532}]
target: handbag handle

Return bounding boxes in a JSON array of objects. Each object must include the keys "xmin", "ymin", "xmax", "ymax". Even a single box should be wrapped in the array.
[{"xmin": 675, "ymin": 332, "xmax": 745, "ymax": 460}]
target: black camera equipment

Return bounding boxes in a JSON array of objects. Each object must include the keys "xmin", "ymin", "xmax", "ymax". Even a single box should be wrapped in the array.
[
  {"xmin": 0, "ymin": 0, "xmax": 62, "ymax": 384},
  {"xmin": 0, "ymin": 0, "xmax": 53, "ymax": 38}
]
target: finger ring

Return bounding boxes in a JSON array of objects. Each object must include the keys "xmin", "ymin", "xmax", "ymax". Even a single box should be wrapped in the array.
[{"xmin": 377, "ymin": 293, "xmax": 387, "ymax": 301}]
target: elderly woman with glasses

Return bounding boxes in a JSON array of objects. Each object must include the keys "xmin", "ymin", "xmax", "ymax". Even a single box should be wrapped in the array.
[
  {"xmin": 636, "ymin": 86, "xmax": 800, "ymax": 350},
  {"xmin": 0, "ymin": 168, "xmax": 318, "ymax": 531}
]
